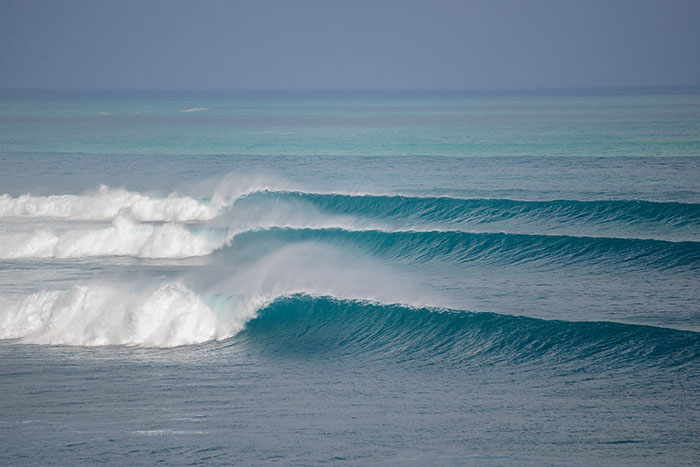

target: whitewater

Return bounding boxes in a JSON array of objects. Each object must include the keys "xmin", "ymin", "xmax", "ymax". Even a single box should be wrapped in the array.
[{"xmin": 1, "ymin": 90, "xmax": 700, "ymax": 465}]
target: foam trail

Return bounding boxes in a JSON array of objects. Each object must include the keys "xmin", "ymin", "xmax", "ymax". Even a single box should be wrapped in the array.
[
  {"xmin": 0, "ymin": 185, "xmax": 223, "ymax": 222},
  {"xmin": 0, "ymin": 281, "xmax": 260, "ymax": 347},
  {"xmin": 0, "ymin": 214, "xmax": 227, "ymax": 259},
  {"xmin": 181, "ymin": 107, "xmax": 210, "ymax": 112}
]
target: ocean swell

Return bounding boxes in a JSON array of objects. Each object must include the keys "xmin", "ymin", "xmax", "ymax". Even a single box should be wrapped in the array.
[
  {"xmin": 226, "ymin": 227, "xmax": 700, "ymax": 271},
  {"xmin": 237, "ymin": 191, "xmax": 700, "ymax": 240},
  {"xmin": 3, "ymin": 285, "xmax": 698, "ymax": 371},
  {"xmin": 241, "ymin": 295, "xmax": 700, "ymax": 369}
]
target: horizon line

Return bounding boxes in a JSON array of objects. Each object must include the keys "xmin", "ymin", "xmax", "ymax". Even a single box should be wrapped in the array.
[{"xmin": 2, "ymin": 85, "xmax": 700, "ymax": 94}]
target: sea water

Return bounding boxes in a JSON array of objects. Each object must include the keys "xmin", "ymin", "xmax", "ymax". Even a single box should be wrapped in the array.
[{"xmin": 1, "ymin": 90, "xmax": 699, "ymax": 464}]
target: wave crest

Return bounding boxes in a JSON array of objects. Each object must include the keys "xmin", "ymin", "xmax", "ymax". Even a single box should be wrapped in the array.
[
  {"xmin": 0, "ymin": 214, "xmax": 228, "ymax": 259},
  {"xmin": 0, "ymin": 282, "xmax": 258, "ymax": 347},
  {"xmin": 0, "ymin": 185, "xmax": 222, "ymax": 222}
]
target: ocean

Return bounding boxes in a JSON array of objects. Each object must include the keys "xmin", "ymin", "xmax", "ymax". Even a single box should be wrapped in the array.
[{"xmin": 1, "ymin": 89, "xmax": 699, "ymax": 465}]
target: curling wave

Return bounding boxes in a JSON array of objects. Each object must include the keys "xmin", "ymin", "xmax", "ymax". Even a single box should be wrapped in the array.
[
  {"xmin": 3, "ymin": 287, "xmax": 698, "ymax": 370},
  {"xmin": 243, "ymin": 191, "xmax": 700, "ymax": 228},
  {"xmin": 240, "ymin": 295, "xmax": 700, "ymax": 369},
  {"xmin": 236, "ymin": 191, "xmax": 700, "ymax": 241},
  {"xmin": 226, "ymin": 227, "xmax": 700, "ymax": 271}
]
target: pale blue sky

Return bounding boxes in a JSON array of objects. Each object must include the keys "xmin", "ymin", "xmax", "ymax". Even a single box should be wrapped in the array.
[{"xmin": 1, "ymin": 0, "xmax": 699, "ymax": 90}]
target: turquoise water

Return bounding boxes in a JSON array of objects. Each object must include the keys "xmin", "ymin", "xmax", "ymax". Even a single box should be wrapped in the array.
[
  {"xmin": 3, "ymin": 90, "xmax": 700, "ymax": 158},
  {"xmin": 1, "ymin": 90, "xmax": 699, "ymax": 464}
]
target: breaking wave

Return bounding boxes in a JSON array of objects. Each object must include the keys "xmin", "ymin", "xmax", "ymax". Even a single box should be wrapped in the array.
[
  {"xmin": 241, "ymin": 295, "xmax": 700, "ymax": 369},
  {"xmin": 236, "ymin": 191, "xmax": 700, "ymax": 241},
  {"xmin": 0, "ymin": 185, "xmax": 223, "ymax": 222},
  {"xmin": 0, "ymin": 214, "xmax": 228, "ymax": 259},
  {"xmin": 0, "ymin": 281, "xmax": 261, "ymax": 347},
  {"xmin": 227, "ymin": 227, "xmax": 700, "ymax": 271},
  {"xmin": 2, "ymin": 285, "xmax": 698, "ymax": 372}
]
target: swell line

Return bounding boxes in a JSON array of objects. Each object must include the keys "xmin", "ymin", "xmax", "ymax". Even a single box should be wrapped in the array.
[
  {"xmin": 238, "ymin": 190, "xmax": 700, "ymax": 229},
  {"xmin": 240, "ymin": 294, "xmax": 700, "ymax": 369},
  {"xmin": 225, "ymin": 227, "xmax": 700, "ymax": 271},
  {"xmin": 3, "ymin": 282, "xmax": 699, "ymax": 371}
]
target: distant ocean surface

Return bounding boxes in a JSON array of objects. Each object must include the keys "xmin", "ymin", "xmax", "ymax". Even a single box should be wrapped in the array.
[{"xmin": 1, "ymin": 90, "xmax": 699, "ymax": 465}]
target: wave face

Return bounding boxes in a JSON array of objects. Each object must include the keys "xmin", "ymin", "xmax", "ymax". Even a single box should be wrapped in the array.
[
  {"xmin": 227, "ymin": 227, "xmax": 700, "ymax": 271},
  {"xmin": 242, "ymin": 295, "xmax": 700, "ymax": 369},
  {"xmin": 4, "ymin": 285, "xmax": 698, "ymax": 372},
  {"xmin": 242, "ymin": 191, "xmax": 700, "ymax": 229}
]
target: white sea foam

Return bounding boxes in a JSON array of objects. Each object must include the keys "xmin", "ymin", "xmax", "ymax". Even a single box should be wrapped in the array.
[
  {"xmin": 181, "ymin": 107, "xmax": 210, "ymax": 112},
  {"xmin": 0, "ymin": 185, "xmax": 223, "ymax": 222},
  {"xmin": 0, "ymin": 214, "xmax": 228, "ymax": 259},
  {"xmin": 0, "ymin": 281, "xmax": 262, "ymax": 347}
]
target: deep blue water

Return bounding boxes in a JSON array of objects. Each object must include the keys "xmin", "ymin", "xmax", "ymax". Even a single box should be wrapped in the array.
[{"xmin": 1, "ymin": 90, "xmax": 699, "ymax": 465}]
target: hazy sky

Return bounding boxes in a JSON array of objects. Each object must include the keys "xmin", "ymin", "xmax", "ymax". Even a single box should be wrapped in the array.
[{"xmin": 1, "ymin": 0, "xmax": 699, "ymax": 90}]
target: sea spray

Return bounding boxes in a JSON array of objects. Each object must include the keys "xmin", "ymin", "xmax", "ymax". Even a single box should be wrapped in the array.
[{"xmin": 0, "ymin": 281, "xmax": 256, "ymax": 347}]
